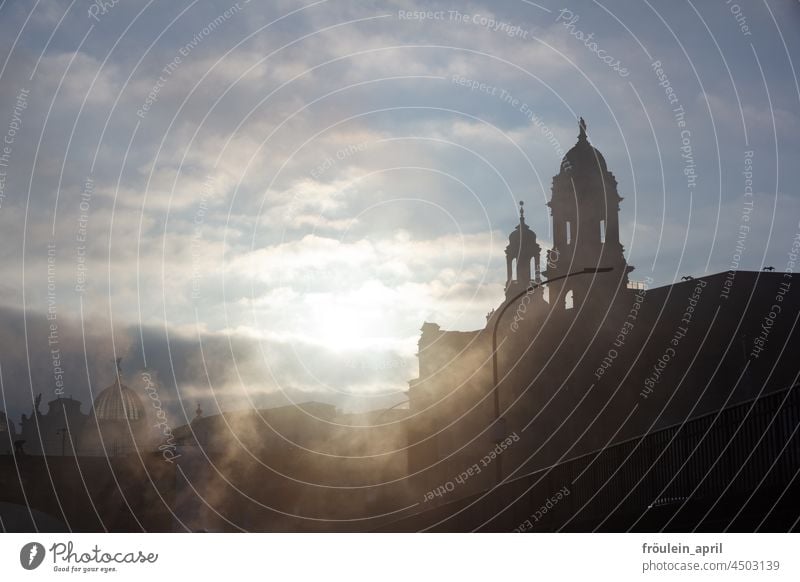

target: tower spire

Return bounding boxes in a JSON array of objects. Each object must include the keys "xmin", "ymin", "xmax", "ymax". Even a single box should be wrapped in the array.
[
  {"xmin": 578, "ymin": 117, "xmax": 587, "ymax": 141},
  {"xmin": 519, "ymin": 200, "xmax": 525, "ymax": 224}
]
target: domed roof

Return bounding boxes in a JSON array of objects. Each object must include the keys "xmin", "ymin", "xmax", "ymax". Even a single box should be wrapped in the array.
[
  {"xmin": 508, "ymin": 218, "xmax": 538, "ymax": 245},
  {"xmin": 93, "ymin": 379, "xmax": 145, "ymax": 421},
  {"xmin": 560, "ymin": 118, "xmax": 607, "ymax": 173},
  {"xmin": 507, "ymin": 202, "xmax": 539, "ymax": 249}
]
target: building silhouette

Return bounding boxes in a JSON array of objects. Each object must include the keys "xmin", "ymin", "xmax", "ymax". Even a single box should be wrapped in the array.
[
  {"xmin": 16, "ymin": 360, "xmax": 151, "ymax": 458},
  {"xmin": 403, "ymin": 120, "xmax": 800, "ymax": 524}
]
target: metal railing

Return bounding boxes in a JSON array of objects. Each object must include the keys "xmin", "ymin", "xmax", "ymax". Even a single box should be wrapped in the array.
[{"xmin": 382, "ymin": 385, "xmax": 800, "ymax": 531}]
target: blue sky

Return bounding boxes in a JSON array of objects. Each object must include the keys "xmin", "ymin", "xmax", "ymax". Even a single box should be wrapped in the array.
[{"xmin": 0, "ymin": 0, "xmax": 798, "ymax": 423}]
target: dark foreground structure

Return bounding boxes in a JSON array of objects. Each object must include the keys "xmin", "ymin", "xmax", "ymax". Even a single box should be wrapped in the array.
[
  {"xmin": 4, "ymin": 384, "xmax": 797, "ymax": 532},
  {"xmin": 381, "ymin": 386, "xmax": 800, "ymax": 531},
  {"xmin": 0, "ymin": 454, "xmax": 173, "ymax": 532}
]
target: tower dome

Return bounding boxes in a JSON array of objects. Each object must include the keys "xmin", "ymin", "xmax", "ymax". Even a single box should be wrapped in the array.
[
  {"xmin": 560, "ymin": 117, "xmax": 608, "ymax": 173},
  {"xmin": 507, "ymin": 202, "xmax": 539, "ymax": 250},
  {"xmin": 93, "ymin": 380, "xmax": 144, "ymax": 421},
  {"xmin": 79, "ymin": 358, "xmax": 149, "ymax": 456}
]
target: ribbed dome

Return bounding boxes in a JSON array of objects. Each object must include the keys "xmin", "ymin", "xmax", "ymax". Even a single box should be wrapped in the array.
[
  {"xmin": 93, "ymin": 380, "xmax": 145, "ymax": 421},
  {"xmin": 508, "ymin": 219, "xmax": 538, "ymax": 247},
  {"xmin": 560, "ymin": 118, "xmax": 607, "ymax": 173},
  {"xmin": 506, "ymin": 200, "xmax": 539, "ymax": 257}
]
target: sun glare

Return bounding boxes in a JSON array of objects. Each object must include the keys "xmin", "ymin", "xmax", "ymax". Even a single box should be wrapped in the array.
[
  {"xmin": 314, "ymin": 306, "xmax": 373, "ymax": 351},
  {"xmin": 303, "ymin": 282, "xmax": 403, "ymax": 352}
]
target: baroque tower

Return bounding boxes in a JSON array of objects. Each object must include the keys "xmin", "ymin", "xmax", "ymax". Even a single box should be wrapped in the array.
[
  {"xmin": 544, "ymin": 118, "xmax": 633, "ymax": 310},
  {"xmin": 505, "ymin": 201, "xmax": 541, "ymax": 300}
]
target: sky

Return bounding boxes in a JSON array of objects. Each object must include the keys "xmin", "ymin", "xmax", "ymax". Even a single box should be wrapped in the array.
[{"xmin": 0, "ymin": 0, "xmax": 798, "ymax": 425}]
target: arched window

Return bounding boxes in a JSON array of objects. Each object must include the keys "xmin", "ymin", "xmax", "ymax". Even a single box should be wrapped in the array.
[{"xmin": 565, "ymin": 289, "xmax": 574, "ymax": 310}]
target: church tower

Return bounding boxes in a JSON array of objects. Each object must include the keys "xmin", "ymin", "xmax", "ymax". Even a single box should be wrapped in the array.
[
  {"xmin": 544, "ymin": 118, "xmax": 633, "ymax": 310},
  {"xmin": 505, "ymin": 201, "xmax": 541, "ymax": 300}
]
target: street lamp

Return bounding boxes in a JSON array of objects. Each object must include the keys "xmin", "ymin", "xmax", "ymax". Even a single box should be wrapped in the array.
[{"xmin": 490, "ymin": 267, "xmax": 613, "ymax": 484}]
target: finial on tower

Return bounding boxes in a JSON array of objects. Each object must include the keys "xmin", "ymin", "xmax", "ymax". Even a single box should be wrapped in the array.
[
  {"xmin": 578, "ymin": 117, "xmax": 587, "ymax": 141},
  {"xmin": 116, "ymin": 356, "xmax": 123, "ymax": 374},
  {"xmin": 519, "ymin": 200, "xmax": 525, "ymax": 223}
]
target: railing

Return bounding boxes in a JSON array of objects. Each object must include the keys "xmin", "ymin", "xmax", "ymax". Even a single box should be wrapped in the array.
[
  {"xmin": 382, "ymin": 385, "xmax": 800, "ymax": 531},
  {"xmin": 627, "ymin": 279, "xmax": 649, "ymax": 291}
]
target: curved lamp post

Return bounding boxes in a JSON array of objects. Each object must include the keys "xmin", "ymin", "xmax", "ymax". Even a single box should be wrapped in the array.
[{"xmin": 489, "ymin": 266, "xmax": 613, "ymax": 484}]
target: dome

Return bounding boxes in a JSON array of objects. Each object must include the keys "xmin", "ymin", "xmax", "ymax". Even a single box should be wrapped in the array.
[
  {"xmin": 93, "ymin": 379, "xmax": 145, "ymax": 421},
  {"xmin": 506, "ymin": 202, "xmax": 539, "ymax": 250},
  {"xmin": 560, "ymin": 118, "xmax": 608, "ymax": 173},
  {"xmin": 508, "ymin": 219, "xmax": 538, "ymax": 247}
]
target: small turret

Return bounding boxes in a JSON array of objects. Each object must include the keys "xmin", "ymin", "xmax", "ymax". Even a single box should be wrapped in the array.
[{"xmin": 505, "ymin": 201, "xmax": 541, "ymax": 300}]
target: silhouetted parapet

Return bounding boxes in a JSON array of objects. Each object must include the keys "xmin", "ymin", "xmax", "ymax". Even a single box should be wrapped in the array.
[{"xmin": 18, "ymin": 396, "xmax": 87, "ymax": 456}]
